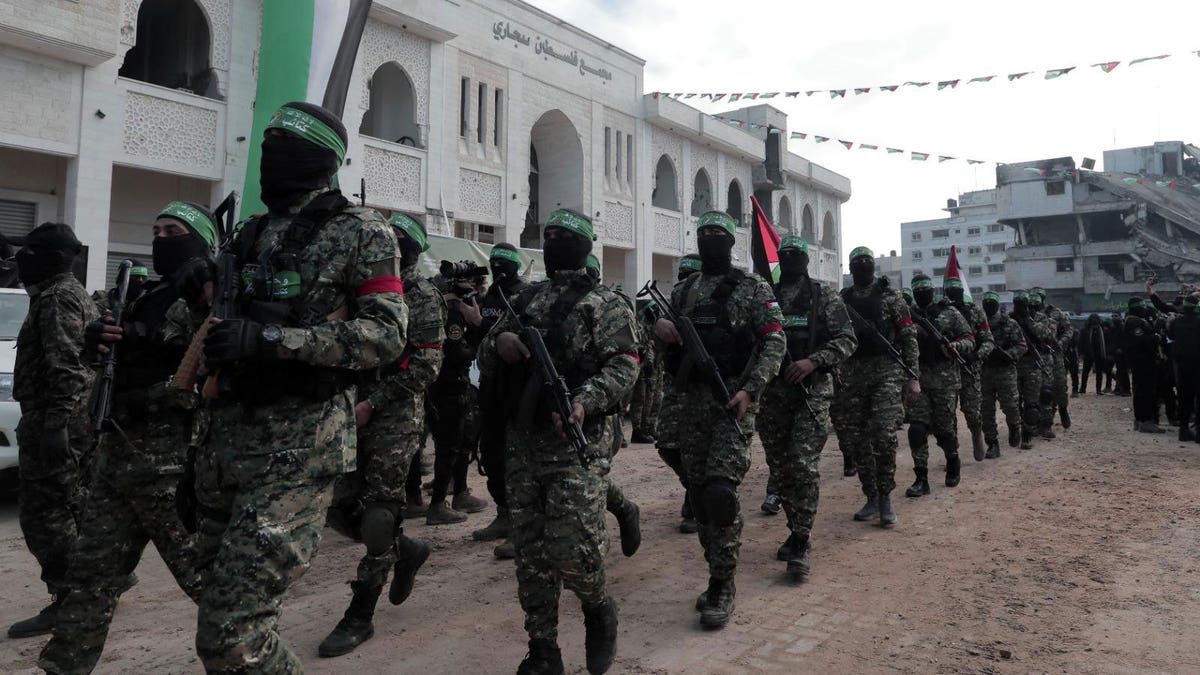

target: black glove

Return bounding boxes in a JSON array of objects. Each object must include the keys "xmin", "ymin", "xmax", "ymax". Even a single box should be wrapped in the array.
[
  {"xmin": 203, "ymin": 318, "xmax": 265, "ymax": 367},
  {"xmin": 172, "ymin": 257, "xmax": 217, "ymax": 306},
  {"xmin": 41, "ymin": 427, "xmax": 72, "ymax": 468},
  {"xmin": 84, "ymin": 317, "xmax": 112, "ymax": 351},
  {"xmin": 175, "ymin": 446, "xmax": 198, "ymax": 534}
]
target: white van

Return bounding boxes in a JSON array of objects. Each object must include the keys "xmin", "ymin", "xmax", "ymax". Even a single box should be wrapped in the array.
[{"xmin": 0, "ymin": 287, "xmax": 29, "ymax": 477}]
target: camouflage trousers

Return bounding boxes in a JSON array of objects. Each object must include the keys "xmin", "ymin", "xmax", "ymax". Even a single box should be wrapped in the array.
[
  {"xmin": 39, "ymin": 416, "xmax": 202, "ymax": 675},
  {"xmin": 758, "ymin": 378, "xmax": 829, "ymax": 540},
  {"xmin": 980, "ymin": 364, "xmax": 1022, "ymax": 446},
  {"xmin": 1042, "ymin": 351, "xmax": 1068, "ymax": 427},
  {"xmin": 194, "ymin": 399, "xmax": 346, "ymax": 674},
  {"xmin": 908, "ymin": 382, "xmax": 960, "ymax": 470},
  {"xmin": 1017, "ymin": 357, "xmax": 1045, "ymax": 433},
  {"xmin": 629, "ymin": 363, "xmax": 664, "ymax": 436},
  {"xmin": 958, "ymin": 362, "xmax": 983, "ymax": 433},
  {"xmin": 507, "ymin": 422, "xmax": 614, "ymax": 641},
  {"xmin": 833, "ymin": 356, "xmax": 905, "ymax": 497},
  {"xmin": 671, "ymin": 387, "xmax": 754, "ymax": 581}
]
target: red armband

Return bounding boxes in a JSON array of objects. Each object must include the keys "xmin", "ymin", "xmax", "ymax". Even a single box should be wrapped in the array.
[
  {"xmin": 760, "ymin": 323, "xmax": 783, "ymax": 336},
  {"xmin": 417, "ymin": 343, "xmax": 442, "ymax": 350},
  {"xmin": 897, "ymin": 317, "xmax": 914, "ymax": 328},
  {"xmin": 357, "ymin": 275, "xmax": 405, "ymax": 297},
  {"xmin": 956, "ymin": 333, "xmax": 975, "ymax": 342},
  {"xmin": 622, "ymin": 351, "xmax": 641, "ymax": 364}
]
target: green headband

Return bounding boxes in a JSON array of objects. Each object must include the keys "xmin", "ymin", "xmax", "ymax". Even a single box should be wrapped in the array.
[
  {"xmin": 901, "ymin": 287, "xmax": 913, "ymax": 299},
  {"xmin": 1030, "ymin": 287, "xmax": 1046, "ymax": 298},
  {"xmin": 1128, "ymin": 298, "xmax": 1145, "ymax": 309},
  {"xmin": 911, "ymin": 277, "xmax": 934, "ymax": 291},
  {"xmin": 1013, "ymin": 290, "xmax": 1029, "ymax": 300},
  {"xmin": 697, "ymin": 211, "xmax": 737, "ymax": 237},
  {"xmin": 982, "ymin": 291, "xmax": 1000, "ymax": 302},
  {"xmin": 944, "ymin": 278, "xmax": 964, "ymax": 289},
  {"xmin": 680, "ymin": 257, "xmax": 702, "ymax": 272},
  {"xmin": 158, "ymin": 201, "xmax": 218, "ymax": 249},
  {"xmin": 545, "ymin": 209, "xmax": 595, "ymax": 240},
  {"xmin": 849, "ymin": 246, "xmax": 874, "ymax": 261},
  {"xmin": 778, "ymin": 236, "xmax": 809, "ymax": 253},
  {"xmin": 586, "ymin": 254, "xmax": 601, "ymax": 273},
  {"xmin": 130, "ymin": 265, "xmax": 149, "ymax": 277},
  {"xmin": 266, "ymin": 105, "xmax": 347, "ymax": 164},
  {"xmin": 389, "ymin": 213, "xmax": 428, "ymax": 252},
  {"xmin": 489, "ymin": 246, "xmax": 522, "ymax": 266}
]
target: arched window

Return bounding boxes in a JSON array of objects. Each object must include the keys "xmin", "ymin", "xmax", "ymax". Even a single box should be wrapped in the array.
[
  {"xmin": 119, "ymin": 0, "xmax": 219, "ymax": 99},
  {"xmin": 726, "ymin": 180, "xmax": 744, "ymax": 225},
  {"xmin": 822, "ymin": 210, "xmax": 837, "ymax": 249},
  {"xmin": 360, "ymin": 62, "xmax": 421, "ymax": 147},
  {"xmin": 778, "ymin": 197, "xmax": 793, "ymax": 233},
  {"xmin": 652, "ymin": 155, "xmax": 679, "ymax": 210},
  {"xmin": 801, "ymin": 204, "xmax": 815, "ymax": 241},
  {"xmin": 691, "ymin": 169, "xmax": 712, "ymax": 216}
]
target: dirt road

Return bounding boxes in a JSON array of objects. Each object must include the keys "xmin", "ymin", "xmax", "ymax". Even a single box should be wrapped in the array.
[{"xmin": 3, "ymin": 392, "xmax": 1200, "ymax": 674}]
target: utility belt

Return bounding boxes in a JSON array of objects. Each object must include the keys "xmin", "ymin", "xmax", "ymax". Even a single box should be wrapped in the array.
[{"xmin": 226, "ymin": 363, "xmax": 352, "ymax": 407}]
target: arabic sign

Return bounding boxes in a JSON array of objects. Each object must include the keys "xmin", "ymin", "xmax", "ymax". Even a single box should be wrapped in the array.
[{"xmin": 492, "ymin": 20, "xmax": 614, "ymax": 82}]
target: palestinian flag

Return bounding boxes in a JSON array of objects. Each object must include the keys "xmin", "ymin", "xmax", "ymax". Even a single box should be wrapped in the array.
[
  {"xmin": 241, "ymin": 0, "xmax": 373, "ymax": 216},
  {"xmin": 750, "ymin": 196, "xmax": 782, "ymax": 283},
  {"xmin": 943, "ymin": 245, "xmax": 975, "ymax": 303}
]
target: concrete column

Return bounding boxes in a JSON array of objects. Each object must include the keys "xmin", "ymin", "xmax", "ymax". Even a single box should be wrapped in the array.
[{"xmin": 501, "ymin": 69, "xmax": 524, "ymax": 247}]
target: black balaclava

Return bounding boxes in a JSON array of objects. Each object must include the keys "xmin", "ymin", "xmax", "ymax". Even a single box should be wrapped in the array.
[
  {"xmin": 490, "ymin": 243, "xmax": 522, "ymax": 290},
  {"xmin": 778, "ymin": 249, "xmax": 809, "ymax": 282},
  {"xmin": 678, "ymin": 255, "xmax": 701, "ymax": 282},
  {"xmin": 153, "ymin": 232, "xmax": 210, "ymax": 278},
  {"xmin": 16, "ymin": 223, "xmax": 80, "ymax": 286},
  {"xmin": 697, "ymin": 231, "xmax": 734, "ymax": 275},
  {"xmin": 983, "ymin": 298, "xmax": 1000, "ymax": 318},
  {"xmin": 126, "ymin": 258, "xmax": 148, "ymax": 301},
  {"xmin": 543, "ymin": 229, "xmax": 592, "ymax": 276},
  {"xmin": 849, "ymin": 257, "xmax": 875, "ymax": 288},
  {"xmin": 1012, "ymin": 296, "xmax": 1029, "ymax": 318},
  {"xmin": 945, "ymin": 286, "xmax": 965, "ymax": 305},
  {"xmin": 396, "ymin": 232, "xmax": 422, "ymax": 270},
  {"xmin": 911, "ymin": 275, "xmax": 935, "ymax": 308},
  {"xmin": 1029, "ymin": 294, "xmax": 1044, "ymax": 313},
  {"xmin": 260, "ymin": 102, "xmax": 347, "ymax": 212}
]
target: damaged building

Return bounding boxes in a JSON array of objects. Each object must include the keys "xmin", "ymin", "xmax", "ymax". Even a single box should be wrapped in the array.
[{"xmin": 995, "ymin": 141, "xmax": 1200, "ymax": 313}]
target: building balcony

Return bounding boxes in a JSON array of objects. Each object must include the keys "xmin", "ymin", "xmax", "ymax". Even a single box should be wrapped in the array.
[
  {"xmin": 362, "ymin": 137, "xmax": 426, "ymax": 215},
  {"xmin": 652, "ymin": 207, "xmax": 684, "ymax": 255},
  {"xmin": 0, "ymin": 3, "xmax": 118, "ymax": 66},
  {"xmin": 117, "ymin": 78, "xmax": 225, "ymax": 180}
]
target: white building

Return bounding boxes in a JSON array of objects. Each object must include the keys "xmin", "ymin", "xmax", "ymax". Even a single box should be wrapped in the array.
[
  {"xmin": 0, "ymin": 0, "xmax": 849, "ymax": 292},
  {"xmin": 901, "ymin": 189, "xmax": 1016, "ymax": 303}
]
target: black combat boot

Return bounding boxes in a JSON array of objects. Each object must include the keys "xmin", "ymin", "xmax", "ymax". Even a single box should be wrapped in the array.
[
  {"xmin": 614, "ymin": 500, "xmax": 641, "ymax": 557},
  {"xmin": 1059, "ymin": 406, "xmax": 1071, "ymax": 429},
  {"xmin": 1180, "ymin": 424, "xmax": 1196, "ymax": 442},
  {"xmin": 1039, "ymin": 426, "xmax": 1056, "ymax": 440},
  {"xmin": 843, "ymin": 453, "xmax": 857, "ymax": 477},
  {"xmin": 984, "ymin": 440, "xmax": 1001, "ymax": 459},
  {"xmin": 878, "ymin": 494, "xmax": 897, "ymax": 527},
  {"xmin": 1020, "ymin": 429, "xmax": 1034, "ymax": 449},
  {"xmin": 760, "ymin": 492, "xmax": 782, "ymax": 515},
  {"xmin": 8, "ymin": 596, "xmax": 60, "ymax": 638},
  {"xmin": 472, "ymin": 507, "xmax": 510, "ymax": 542},
  {"xmin": 583, "ymin": 597, "xmax": 619, "ymax": 674},
  {"xmin": 786, "ymin": 534, "xmax": 812, "ymax": 578},
  {"xmin": 389, "ymin": 535, "xmax": 431, "ymax": 605},
  {"xmin": 517, "ymin": 639, "xmax": 565, "ymax": 675},
  {"xmin": 699, "ymin": 577, "xmax": 736, "ymax": 629},
  {"xmin": 319, "ymin": 582, "xmax": 382, "ymax": 657},
  {"xmin": 776, "ymin": 531, "xmax": 801, "ymax": 561},
  {"xmin": 945, "ymin": 452, "xmax": 961, "ymax": 488},
  {"xmin": 971, "ymin": 429, "xmax": 986, "ymax": 461},
  {"xmin": 905, "ymin": 468, "xmax": 930, "ymax": 498},
  {"xmin": 679, "ymin": 498, "xmax": 698, "ymax": 534},
  {"xmin": 852, "ymin": 494, "xmax": 879, "ymax": 521},
  {"xmin": 1008, "ymin": 424, "xmax": 1021, "ymax": 448}
]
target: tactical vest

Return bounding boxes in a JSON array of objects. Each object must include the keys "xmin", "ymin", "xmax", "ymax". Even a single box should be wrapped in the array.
[
  {"xmin": 1171, "ymin": 313, "xmax": 1200, "ymax": 364},
  {"xmin": 668, "ymin": 270, "xmax": 757, "ymax": 380},
  {"xmin": 778, "ymin": 279, "xmax": 820, "ymax": 363},
  {"xmin": 916, "ymin": 302, "xmax": 951, "ymax": 365},
  {"xmin": 113, "ymin": 281, "xmax": 185, "ymax": 395},
  {"xmin": 841, "ymin": 285, "xmax": 895, "ymax": 359},
  {"xmin": 480, "ymin": 279, "xmax": 529, "ymax": 334}
]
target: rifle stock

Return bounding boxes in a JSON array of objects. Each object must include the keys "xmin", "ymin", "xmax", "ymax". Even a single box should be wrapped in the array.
[
  {"xmin": 843, "ymin": 303, "xmax": 920, "ymax": 381},
  {"xmin": 90, "ymin": 261, "xmax": 133, "ymax": 432},
  {"xmin": 911, "ymin": 310, "xmax": 974, "ymax": 379}
]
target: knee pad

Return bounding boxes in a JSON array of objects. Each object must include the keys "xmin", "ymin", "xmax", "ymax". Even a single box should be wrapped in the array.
[
  {"xmin": 1038, "ymin": 385, "xmax": 1053, "ymax": 406},
  {"xmin": 702, "ymin": 478, "xmax": 740, "ymax": 527},
  {"xmin": 361, "ymin": 502, "xmax": 401, "ymax": 556},
  {"xmin": 907, "ymin": 422, "xmax": 929, "ymax": 448},
  {"xmin": 326, "ymin": 498, "xmax": 365, "ymax": 542},
  {"xmin": 935, "ymin": 433, "xmax": 958, "ymax": 452}
]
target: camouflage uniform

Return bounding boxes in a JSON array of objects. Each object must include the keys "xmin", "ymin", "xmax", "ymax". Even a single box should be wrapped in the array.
[
  {"xmin": 758, "ymin": 278, "xmax": 856, "ymax": 543},
  {"xmin": 1014, "ymin": 309, "xmax": 1052, "ymax": 437},
  {"xmin": 1044, "ymin": 303, "xmax": 1075, "ymax": 423},
  {"xmin": 954, "ymin": 302, "xmax": 994, "ymax": 435},
  {"xmin": 1028, "ymin": 308, "xmax": 1058, "ymax": 431},
  {"xmin": 40, "ymin": 290, "xmax": 203, "ymax": 675},
  {"xmin": 194, "ymin": 188, "xmax": 407, "ymax": 673},
  {"xmin": 833, "ymin": 280, "xmax": 918, "ymax": 499},
  {"xmin": 13, "ymin": 271, "xmax": 98, "ymax": 598},
  {"xmin": 980, "ymin": 309, "xmax": 1027, "ymax": 449},
  {"xmin": 664, "ymin": 269, "xmax": 786, "ymax": 582},
  {"xmin": 629, "ymin": 305, "xmax": 664, "ymax": 439},
  {"xmin": 478, "ymin": 269, "xmax": 639, "ymax": 642},
  {"xmin": 907, "ymin": 300, "xmax": 975, "ymax": 471}
]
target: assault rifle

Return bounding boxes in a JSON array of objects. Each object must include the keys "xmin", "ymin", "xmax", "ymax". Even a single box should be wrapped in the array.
[
  {"xmin": 1014, "ymin": 318, "xmax": 1047, "ymax": 370},
  {"xmin": 89, "ymin": 260, "xmax": 133, "ymax": 432},
  {"xmin": 497, "ymin": 288, "xmax": 595, "ymax": 467},
  {"xmin": 910, "ymin": 309, "xmax": 975, "ymax": 380},
  {"xmin": 638, "ymin": 280, "xmax": 743, "ymax": 436},
  {"xmin": 843, "ymin": 303, "xmax": 920, "ymax": 382}
]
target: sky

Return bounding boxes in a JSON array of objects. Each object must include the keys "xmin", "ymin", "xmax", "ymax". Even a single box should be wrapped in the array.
[{"xmin": 533, "ymin": 0, "xmax": 1200, "ymax": 264}]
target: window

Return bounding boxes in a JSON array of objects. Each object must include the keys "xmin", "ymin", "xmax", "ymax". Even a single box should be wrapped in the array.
[
  {"xmin": 911, "ymin": 232, "xmax": 922, "ymax": 242},
  {"xmin": 477, "ymin": 83, "xmax": 487, "ymax": 143},
  {"xmin": 968, "ymin": 245, "xmax": 982, "ymax": 256},
  {"xmin": 118, "ymin": 0, "xmax": 220, "ymax": 99},
  {"xmin": 360, "ymin": 63, "xmax": 420, "ymax": 146},
  {"xmin": 933, "ymin": 267, "xmax": 947, "ymax": 276},
  {"xmin": 652, "ymin": 155, "xmax": 679, "ymax": 210},
  {"xmin": 1045, "ymin": 180, "xmax": 1065, "ymax": 196},
  {"xmin": 727, "ymin": 181, "xmax": 744, "ymax": 224},
  {"xmin": 692, "ymin": 169, "xmax": 713, "ymax": 216},
  {"xmin": 988, "ymin": 263, "xmax": 1005, "ymax": 274},
  {"xmin": 626, "ymin": 135, "xmax": 633, "ymax": 182},
  {"xmin": 1056, "ymin": 257, "xmax": 1075, "ymax": 272},
  {"xmin": 459, "ymin": 77, "xmax": 470, "ymax": 138},
  {"xmin": 802, "ymin": 205, "xmax": 815, "ymax": 241},
  {"xmin": 987, "ymin": 243, "xmax": 1006, "ymax": 253},
  {"xmin": 0, "ymin": 197, "xmax": 37, "ymax": 241},
  {"xmin": 911, "ymin": 251, "xmax": 923, "ymax": 260},
  {"xmin": 968, "ymin": 265, "xmax": 983, "ymax": 276},
  {"xmin": 932, "ymin": 229, "xmax": 950, "ymax": 239},
  {"xmin": 987, "ymin": 224, "xmax": 1004, "ymax": 233},
  {"xmin": 988, "ymin": 283, "xmax": 1006, "ymax": 292},
  {"xmin": 494, "ymin": 89, "xmax": 504, "ymax": 146},
  {"xmin": 967, "ymin": 227, "xmax": 980, "ymax": 236},
  {"xmin": 615, "ymin": 131, "xmax": 623, "ymax": 179},
  {"xmin": 1099, "ymin": 254, "xmax": 1128, "ymax": 279},
  {"xmin": 821, "ymin": 211, "xmax": 837, "ymax": 248},
  {"xmin": 604, "ymin": 127, "xmax": 611, "ymax": 177},
  {"xmin": 932, "ymin": 247, "xmax": 950, "ymax": 257},
  {"xmin": 912, "ymin": 268, "xmax": 925, "ymax": 276}
]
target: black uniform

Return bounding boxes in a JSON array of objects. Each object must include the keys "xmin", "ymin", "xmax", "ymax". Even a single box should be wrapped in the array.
[
  {"xmin": 1124, "ymin": 313, "xmax": 1161, "ymax": 425},
  {"xmin": 1169, "ymin": 307, "xmax": 1200, "ymax": 439},
  {"xmin": 427, "ymin": 291, "xmax": 485, "ymax": 505},
  {"xmin": 477, "ymin": 278, "xmax": 529, "ymax": 508}
]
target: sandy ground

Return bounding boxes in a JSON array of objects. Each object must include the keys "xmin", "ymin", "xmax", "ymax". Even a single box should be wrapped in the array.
[{"xmin": 3, "ymin": 391, "xmax": 1200, "ymax": 674}]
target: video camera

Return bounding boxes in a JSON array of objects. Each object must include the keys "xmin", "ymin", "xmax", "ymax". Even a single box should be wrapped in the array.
[{"xmin": 440, "ymin": 259, "xmax": 489, "ymax": 282}]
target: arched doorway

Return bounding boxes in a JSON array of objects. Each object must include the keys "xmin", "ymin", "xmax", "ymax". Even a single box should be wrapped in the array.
[
  {"xmin": 119, "ymin": 0, "xmax": 218, "ymax": 99},
  {"xmin": 778, "ymin": 197, "xmax": 793, "ymax": 234},
  {"xmin": 726, "ymin": 180, "xmax": 744, "ymax": 226},
  {"xmin": 801, "ymin": 204, "xmax": 815, "ymax": 241},
  {"xmin": 523, "ymin": 110, "xmax": 584, "ymax": 248},
  {"xmin": 360, "ymin": 62, "xmax": 420, "ymax": 147},
  {"xmin": 822, "ymin": 210, "xmax": 837, "ymax": 249},
  {"xmin": 652, "ymin": 155, "xmax": 679, "ymax": 210},
  {"xmin": 692, "ymin": 169, "xmax": 712, "ymax": 216}
]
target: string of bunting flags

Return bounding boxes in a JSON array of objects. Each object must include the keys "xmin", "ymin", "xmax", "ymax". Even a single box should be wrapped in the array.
[{"xmin": 650, "ymin": 49, "xmax": 1198, "ymax": 102}]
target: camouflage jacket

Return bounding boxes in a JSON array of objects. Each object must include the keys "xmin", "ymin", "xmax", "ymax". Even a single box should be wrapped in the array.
[
  {"xmin": 636, "ymin": 304, "xmax": 663, "ymax": 371},
  {"xmin": 479, "ymin": 270, "xmax": 639, "ymax": 450},
  {"xmin": 14, "ymin": 272, "xmax": 98, "ymax": 429},
  {"xmin": 984, "ymin": 311, "xmax": 1028, "ymax": 365},
  {"xmin": 912, "ymin": 300, "xmax": 975, "ymax": 388},
  {"xmin": 363, "ymin": 265, "xmax": 445, "ymax": 411},
  {"xmin": 670, "ymin": 270, "xmax": 787, "ymax": 398},
  {"xmin": 1015, "ymin": 310, "xmax": 1055, "ymax": 361},
  {"xmin": 842, "ymin": 280, "xmax": 920, "ymax": 380},
  {"xmin": 772, "ymin": 277, "xmax": 857, "ymax": 397},
  {"xmin": 1045, "ymin": 304, "xmax": 1076, "ymax": 351},
  {"xmin": 958, "ymin": 301, "xmax": 995, "ymax": 364}
]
